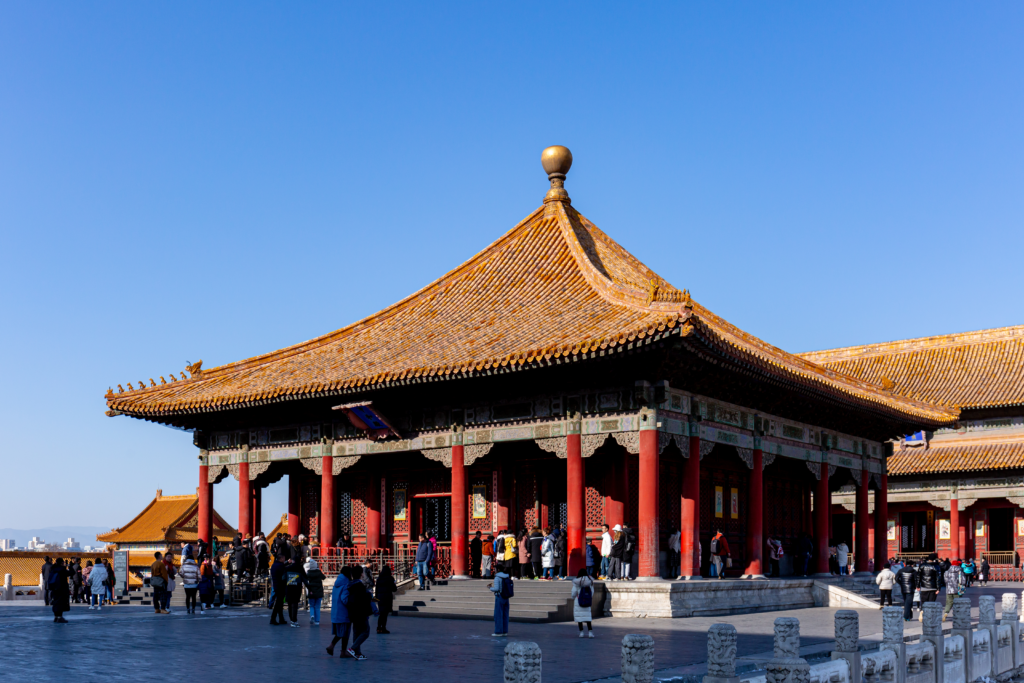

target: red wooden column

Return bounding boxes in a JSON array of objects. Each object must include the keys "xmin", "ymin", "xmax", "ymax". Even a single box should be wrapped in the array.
[
  {"xmin": 874, "ymin": 473, "xmax": 888, "ymax": 569},
  {"xmin": 320, "ymin": 453, "xmax": 335, "ymax": 549},
  {"xmin": 366, "ymin": 473, "xmax": 382, "ymax": 550},
  {"xmin": 638, "ymin": 419, "xmax": 660, "ymax": 578},
  {"xmin": 566, "ymin": 424, "xmax": 585, "ymax": 575},
  {"xmin": 198, "ymin": 458, "xmax": 213, "ymax": 545},
  {"xmin": 680, "ymin": 428, "xmax": 701, "ymax": 578},
  {"xmin": 451, "ymin": 441, "xmax": 469, "ymax": 579},
  {"xmin": 815, "ymin": 460, "xmax": 831, "ymax": 575},
  {"xmin": 745, "ymin": 448, "xmax": 764, "ymax": 576},
  {"xmin": 288, "ymin": 472, "xmax": 300, "ymax": 537},
  {"xmin": 605, "ymin": 453, "xmax": 625, "ymax": 530},
  {"xmin": 252, "ymin": 486, "xmax": 262, "ymax": 535},
  {"xmin": 238, "ymin": 461, "xmax": 252, "ymax": 538},
  {"xmin": 855, "ymin": 468, "xmax": 870, "ymax": 574},
  {"xmin": 949, "ymin": 496, "xmax": 960, "ymax": 561}
]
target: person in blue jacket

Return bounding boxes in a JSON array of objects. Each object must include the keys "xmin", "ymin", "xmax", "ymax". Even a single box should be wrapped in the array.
[
  {"xmin": 327, "ymin": 567, "xmax": 353, "ymax": 658},
  {"xmin": 415, "ymin": 535, "xmax": 434, "ymax": 591}
]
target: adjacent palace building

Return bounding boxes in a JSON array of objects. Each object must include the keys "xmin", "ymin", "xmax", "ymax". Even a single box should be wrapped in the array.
[
  {"xmin": 803, "ymin": 326, "xmax": 1024, "ymax": 579},
  {"xmin": 106, "ymin": 146, "xmax": 1008, "ymax": 581}
]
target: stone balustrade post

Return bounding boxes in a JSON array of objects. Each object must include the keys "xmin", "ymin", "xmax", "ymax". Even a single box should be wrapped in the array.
[
  {"xmin": 922, "ymin": 602, "xmax": 944, "ymax": 683},
  {"xmin": 622, "ymin": 634, "xmax": 655, "ymax": 683},
  {"xmin": 832, "ymin": 610, "xmax": 861, "ymax": 683},
  {"xmin": 951, "ymin": 597, "xmax": 974, "ymax": 683},
  {"xmin": 766, "ymin": 617, "xmax": 810, "ymax": 683},
  {"xmin": 704, "ymin": 624, "xmax": 739, "ymax": 683},
  {"xmin": 503, "ymin": 641, "xmax": 542, "ymax": 683},
  {"xmin": 980, "ymin": 595, "xmax": 999, "ymax": 667},
  {"xmin": 882, "ymin": 606, "xmax": 907, "ymax": 683},
  {"xmin": 1000, "ymin": 593, "xmax": 1020, "ymax": 671}
]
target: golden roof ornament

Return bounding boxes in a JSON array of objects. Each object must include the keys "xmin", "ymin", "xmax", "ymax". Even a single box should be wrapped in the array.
[{"xmin": 542, "ymin": 145, "xmax": 572, "ymax": 205}]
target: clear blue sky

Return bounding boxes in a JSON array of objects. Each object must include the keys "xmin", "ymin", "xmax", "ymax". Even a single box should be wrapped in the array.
[{"xmin": 2, "ymin": 4, "xmax": 1022, "ymax": 531}]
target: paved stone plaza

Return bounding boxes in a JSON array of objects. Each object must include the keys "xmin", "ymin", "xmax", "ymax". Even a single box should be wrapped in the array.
[{"xmin": 2, "ymin": 585, "xmax": 1013, "ymax": 683}]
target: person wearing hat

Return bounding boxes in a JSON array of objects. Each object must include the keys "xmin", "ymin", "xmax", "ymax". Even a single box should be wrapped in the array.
[
  {"xmin": 608, "ymin": 525, "xmax": 625, "ymax": 580},
  {"xmin": 942, "ymin": 559, "xmax": 964, "ymax": 621},
  {"xmin": 304, "ymin": 558, "xmax": 326, "ymax": 626},
  {"xmin": 710, "ymin": 528, "xmax": 730, "ymax": 579}
]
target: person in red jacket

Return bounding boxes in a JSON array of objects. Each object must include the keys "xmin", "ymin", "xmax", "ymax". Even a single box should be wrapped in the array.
[{"xmin": 710, "ymin": 529, "xmax": 730, "ymax": 579}]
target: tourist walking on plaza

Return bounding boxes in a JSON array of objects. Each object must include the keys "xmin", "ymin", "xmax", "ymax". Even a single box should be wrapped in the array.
[
  {"xmin": 875, "ymin": 561, "xmax": 896, "ymax": 607},
  {"xmin": 88, "ymin": 559, "xmax": 108, "ymax": 610},
  {"xmin": 895, "ymin": 560, "xmax": 918, "ymax": 621},
  {"xmin": 481, "ymin": 534, "xmax": 494, "ymax": 578},
  {"xmin": 150, "ymin": 552, "xmax": 169, "ymax": 614},
  {"xmin": 470, "ymin": 531, "xmax": 482, "ymax": 578},
  {"xmin": 71, "ymin": 559, "xmax": 84, "ymax": 603},
  {"xmin": 518, "ymin": 529, "xmax": 531, "ymax": 578},
  {"xmin": 600, "ymin": 524, "xmax": 612, "ymax": 579},
  {"xmin": 710, "ymin": 529, "xmax": 730, "ymax": 579},
  {"xmin": 41, "ymin": 557, "xmax": 53, "ymax": 606},
  {"xmin": 415, "ymin": 533, "xmax": 433, "ymax": 591},
  {"xmin": 213, "ymin": 556, "xmax": 227, "ymax": 607},
  {"xmin": 586, "ymin": 539, "xmax": 599, "ymax": 577},
  {"xmin": 162, "ymin": 552, "xmax": 177, "ymax": 613},
  {"xmin": 375, "ymin": 564, "xmax": 397, "ymax": 634},
  {"xmin": 199, "ymin": 556, "xmax": 216, "ymax": 611},
  {"xmin": 346, "ymin": 566, "xmax": 373, "ymax": 660},
  {"xmin": 269, "ymin": 553, "xmax": 288, "ymax": 625},
  {"xmin": 979, "ymin": 557, "xmax": 989, "ymax": 586},
  {"xmin": 305, "ymin": 558, "xmax": 326, "ymax": 626},
  {"xmin": 917, "ymin": 554, "xmax": 944, "ymax": 621},
  {"xmin": 285, "ymin": 555, "xmax": 308, "ymax": 627},
  {"xmin": 103, "ymin": 559, "xmax": 116, "ymax": 605},
  {"xmin": 836, "ymin": 540, "xmax": 850, "ymax": 576},
  {"xmin": 180, "ymin": 551, "xmax": 201, "ymax": 614},
  {"xmin": 82, "ymin": 561, "xmax": 93, "ymax": 605},
  {"xmin": 503, "ymin": 529, "xmax": 517, "ymax": 576},
  {"xmin": 529, "ymin": 528, "xmax": 543, "ymax": 579},
  {"xmin": 942, "ymin": 560, "xmax": 965, "ymax": 621},
  {"xmin": 541, "ymin": 528, "xmax": 556, "ymax": 579},
  {"xmin": 327, "ymin": 567, "xmax": 353, "ymax": 658},
  {"xmin": 571, "ymin": 567, "xmax": 595, "ymax": 638},
  {"xmin": 489, "ymin": 565, "xmax": 513, "ymax": 637},
  {"xmin": 962, "ymin": 558, "xmax": 975, "ymax": 587},
  {"xmin": 49, "ymin": 558, "xmax": 70, "ymax": 623}
]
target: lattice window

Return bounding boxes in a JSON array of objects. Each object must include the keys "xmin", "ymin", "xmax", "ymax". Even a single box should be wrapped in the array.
[
  {"xmin": 352, "ymin": 497, "xmax": 367, "ymax": 535},
  {"xmin": 302, "ymin": 476, "xmax": 320, "ymax": 539},
  {"xmin": 392, "ymin": 481, "xmax": 408, "ymax": 535},
  {"xmin": 338, "ymin": 491, "xmax": 352, "ymax": 538},
  {"xmin": 586, "ymin": 485, "xmax": 604, "ymax": 529},
  {"xmin": 516, "ymin": 471, "xmax": 537, "ymax": 530},
  {"xmin": 556, "ymin": 502, "xmax": 567, "ymax": 531},
  {"xmin": 470, "ymin": 479, "xmax": 491, "ymax": 532}
]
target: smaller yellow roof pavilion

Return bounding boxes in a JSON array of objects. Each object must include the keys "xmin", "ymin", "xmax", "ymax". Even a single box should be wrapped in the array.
[{"xmin": 97, "ymin": 489, "xmax": 236, "ymax": 546}]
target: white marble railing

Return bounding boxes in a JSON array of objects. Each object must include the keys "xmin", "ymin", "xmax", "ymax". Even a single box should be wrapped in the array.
[{"xmin": 943, "ymin": 635, "xmax": 965, "ymax": 683}]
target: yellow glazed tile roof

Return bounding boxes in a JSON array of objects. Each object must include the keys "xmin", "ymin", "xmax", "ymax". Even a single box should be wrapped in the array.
[
  {"xmin": 0, "ymin": 552, "xmax": 111, "ymax": 587},
  {"xmin": 888, "ymin": 441, "xmax": 1024, "ymax": 475},
  {"xmin": 105, "ymin": 189, "xmax": 956, "ymax": 426},
  {"xmin": 799, "ymin": 326, "xmax": 1024, "ymax": 410},
  {"xmin": 97, "ymin": 492, "xmax": 235, "ymax": 544}
]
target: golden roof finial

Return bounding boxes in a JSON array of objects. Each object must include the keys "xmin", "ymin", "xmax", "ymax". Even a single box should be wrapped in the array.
[{"xmin": 542, "ymin": 145, "xmax": 572, "ymax": 205}]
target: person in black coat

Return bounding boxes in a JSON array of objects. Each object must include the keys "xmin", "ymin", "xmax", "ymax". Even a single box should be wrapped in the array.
[
  {"xmin": 50, "ymin": 559, "xmax": 71, "ymax": 623},
  {"xmin": 895, "ymin": 561, "xmax": 918, "ymax": 621},
  {"xmin": 375, "ymin": 565, "xmax": 398, "ymax": 634},
  {"xmin": 41, "ymin": 557, "xmax": 53, "ymax": 606},
  {"xmin": 470, "ymin": 532, "xmax": 482, "ymax": 578},
  {"xmin": 554, "ymin": 530, "xmax": 568, "ymax": 579},
  {"xmin": 268, "ymin": 555, "xmax": 288, "ymax": 625},
  {"xmin": 347, "ymin": 566, "xmax": 372, "ymax": 660},
  {"xmin": 528, "ymin": 529, "xmax": 544, "ymax": 579}
]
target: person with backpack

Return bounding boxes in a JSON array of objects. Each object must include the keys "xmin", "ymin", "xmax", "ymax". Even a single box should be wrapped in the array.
[
  {"xmin": 710, "ymin": 529, "xmax": 730, "ymax": 579},
  {"xmin": 489, "ymin": 565, "xmax": 513, "ymax": 637},
  {"xmin": 304, "ymin": 558, "xmax": 326, "ymax": 626},
  {"xmin": 150, "ymin": 552, "xmax": 169, "ymax": 614},
  {"xmin": 572, "ymin": 567, "xmax": 595, "ymax": 637},
  {"xmin": 49, "ymin": 558, "xmax": 71, "ymax": 623}
]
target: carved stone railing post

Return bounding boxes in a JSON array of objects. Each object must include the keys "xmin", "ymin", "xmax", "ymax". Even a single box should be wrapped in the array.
[
  {"xmin": 622, "ymin": 634, "xmax": 655, "ymax": 683},
  {"xmin": 951, "ymin": 597, "xmax": 974, "ymax": 683},
  {"xmin": 704, "ymin": 624, "xmax": 739, "ymax": 683},
  {"xmin": 832, "ymin": 610, "xmax": 861, "ymax": 683},
  {"xmin": 503, "ymin": 641, "xmax": 542, "ymax": 683},
  {"xmin": 766, "ymin": 617, "xmax": 810, "ymax": 683},
  {"xmin": 1000, "ymin": 593, "xmax": 1020, "ymax": 671},
  {"xmin": 883, "ymin": 606, "xmax": 908, "ymax": 683},
  {"xmin": 981, "ymin": 595, "xmax": 1000, "ymax": 668},
  {"xmin": 922, "ymin": 602, "xmax": 945, "ymax": 683}
]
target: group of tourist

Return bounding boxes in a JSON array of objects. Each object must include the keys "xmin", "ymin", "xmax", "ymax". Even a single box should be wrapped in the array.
[
  {"xmin": 42, "ymin": 556, "xmax": 120, "ymax": 623},
  {"xmin": 326, "ymin": 563, "xmax": 399, "ymax": 661},
  {"xmin": 148, "ymin": 543, "xmax": 229, "ymax": 615},
  {"xmin": 873, "ymin": 553, "xmax": 986, "ymax": 622}
]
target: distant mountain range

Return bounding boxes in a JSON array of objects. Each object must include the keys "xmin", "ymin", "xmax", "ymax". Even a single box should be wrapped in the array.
[{"xmin": 0, "ymin": 527, "xmax": 112, "ymax": 548}]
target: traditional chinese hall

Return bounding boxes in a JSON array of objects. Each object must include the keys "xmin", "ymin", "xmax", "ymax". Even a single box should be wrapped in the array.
[{"xmin": 105, "ymin": 146, "xmax": 956, "ymax": 583}]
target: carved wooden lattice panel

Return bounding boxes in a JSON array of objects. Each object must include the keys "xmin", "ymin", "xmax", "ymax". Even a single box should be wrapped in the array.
[
  {"xmin": 352, "ymin": 478, "xmax": 367, "ymax": 536},
  {"xmin": 302, "ymin": 476, "xmax": 320, "ymax": 539},
  {"xmin": 469, "ymin": 478, "xmax": 491, "ymax": 532},
  {"xmin": 586, "ymin": 485, "xmax": 604, "ymax": 529},
  {"xmin": 392, "ymin": 481, "xmax": 408, "ymax": 535},
  {"xmin": 516, "ymin": 471, "xmax": 537, "ymax": 530},
  {"xmin": 338, "ymin": 491, "xmax": 352, "ymax": 538}
]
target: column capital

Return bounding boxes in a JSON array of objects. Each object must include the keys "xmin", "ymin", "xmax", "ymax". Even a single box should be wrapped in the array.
[{"xmin": 639, "ymin": 407, "xmax": 658, "ymax": 431}]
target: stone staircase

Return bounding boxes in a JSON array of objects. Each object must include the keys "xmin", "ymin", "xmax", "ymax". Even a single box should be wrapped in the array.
[
  {"xmin": 812, "ymin": 575, "xmax": 884, "ymax": 608},
  {"xmin": 392, "ymin": 578, "xmax": 597, "ymax": 623}
]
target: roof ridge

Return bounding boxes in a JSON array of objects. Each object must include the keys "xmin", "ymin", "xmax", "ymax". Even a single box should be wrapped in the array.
[{"xmin": 798, "ymin": 325, "xmax": 1024, "ymax": 363}]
